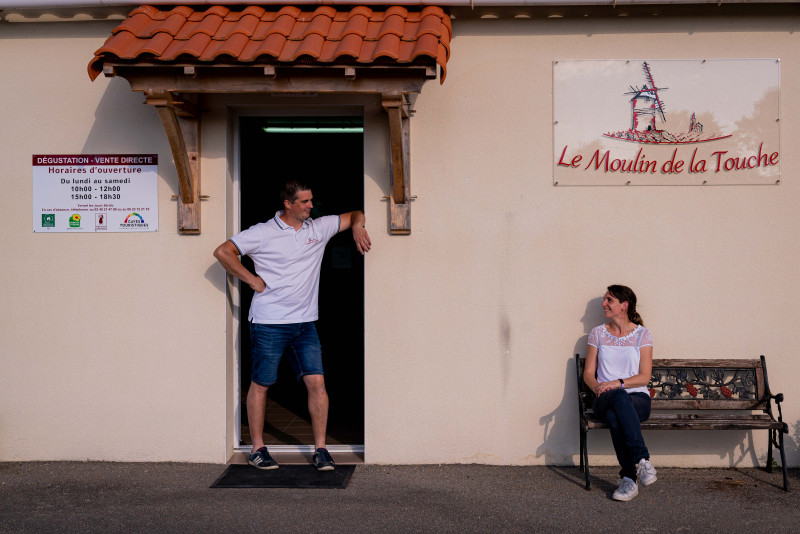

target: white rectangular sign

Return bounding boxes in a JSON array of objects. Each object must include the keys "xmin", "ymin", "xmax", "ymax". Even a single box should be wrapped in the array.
[
  {"xmin": 33, "ymin": 154, "xmax": 158, "ymax": 232},
  {"xmin": 553, "ymin": 59, "xmax": 780, "ymax": 186}
]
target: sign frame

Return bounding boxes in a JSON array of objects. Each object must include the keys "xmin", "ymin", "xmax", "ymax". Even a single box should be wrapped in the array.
[{"xmin": 33, "ymin": 154, "xmax": 159, "ymax": 232}]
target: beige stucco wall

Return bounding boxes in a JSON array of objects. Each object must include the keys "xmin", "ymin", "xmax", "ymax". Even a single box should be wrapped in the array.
[
  {"xmin": 0, "ymin": 21, "xmax": 229, "ymax": 462},
  {"xmin": 365, "ymin": 11, "xmax": 800, "ymax": 466},
  {"xmin": 1, "ymin": 11, "xmax": 798, "ymax": 468}
]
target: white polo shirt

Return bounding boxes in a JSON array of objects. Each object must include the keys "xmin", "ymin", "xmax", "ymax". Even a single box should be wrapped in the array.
[{"xmin": 230, "ymin": 211, "xmax": 340, "ymax": 324}]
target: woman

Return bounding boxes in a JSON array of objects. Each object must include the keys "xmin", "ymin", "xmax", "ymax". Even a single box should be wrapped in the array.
[{"xmin": 583, "ymin": 285, "xmax": 657, "ymax": 501}]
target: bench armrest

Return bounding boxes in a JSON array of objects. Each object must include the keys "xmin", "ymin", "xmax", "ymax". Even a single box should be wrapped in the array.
[
  {"xmin": 760, "ymin": 355, "xmax": 787, "ymax": 430},
  {"xmin": 769, "ymin": 392, "xmax": 786, "ymax": 431},
  {"xmin": 575, "ymin": 354, "xmax": 597, "ymax": 421}
]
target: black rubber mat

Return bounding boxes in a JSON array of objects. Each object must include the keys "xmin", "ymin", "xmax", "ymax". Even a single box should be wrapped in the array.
[{"xmin": 211, "ymin": 464, "xmax": 355, "ymax": 489}]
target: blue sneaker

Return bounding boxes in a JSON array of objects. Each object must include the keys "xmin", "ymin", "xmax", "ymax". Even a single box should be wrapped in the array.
[
  {"xmin": 312, "ymin": 448, "xmax": 335, "ymax": 471},
  {"xmin": 248, "ymin": 446, "xmax": 279, "ymax": 470}
]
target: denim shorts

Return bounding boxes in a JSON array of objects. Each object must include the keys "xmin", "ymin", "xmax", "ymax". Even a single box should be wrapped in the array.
[{"xmin": 249, "ymin": 321, "xmax": 324, "ymax": 386}]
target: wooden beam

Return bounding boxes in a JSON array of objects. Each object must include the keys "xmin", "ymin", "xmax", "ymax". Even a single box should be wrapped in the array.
[
  {"xmin": 120, "ymin": 70, "xmax": 427, "ymax": 95},
  {"xmin": 145, "ymin": 90, "xmax": 201, "ymax": 234},
  {"xmin": 382, "ymin": 93, "xmax": 406, "ymax": 204},
  {"xmin": 382, "ymin": 92, "xmax": 411, "ymax": 235}
]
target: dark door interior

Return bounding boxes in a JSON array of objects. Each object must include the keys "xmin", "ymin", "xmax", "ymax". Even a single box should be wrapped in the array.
[{"xmin": 238, "ymin": 115, "xmax": 365, "ymax": 446}]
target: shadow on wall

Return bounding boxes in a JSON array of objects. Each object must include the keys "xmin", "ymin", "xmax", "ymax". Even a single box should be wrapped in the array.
[
  {"xmin": 82, "ymin": 77, "xmax": 176, "ymax": 195},
  {"xmin": 784, "ymin": 422, "xmax": 800, "ymax": 467},
  {"xmin": 535, "ymin": 298, "xmax": 603, "ymax": 464},
  {"xmin": 764, "ymin": 411, "xmax": 799, "ymax": 468},
  {"xmin": 536, "ymin": 297, "xmax": 797, "ymax": 469}
]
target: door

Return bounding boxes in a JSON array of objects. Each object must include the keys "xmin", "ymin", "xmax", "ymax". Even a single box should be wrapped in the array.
[{"xmin": 237, "ymin": 115, "xmax": 365, "ymax": 449}]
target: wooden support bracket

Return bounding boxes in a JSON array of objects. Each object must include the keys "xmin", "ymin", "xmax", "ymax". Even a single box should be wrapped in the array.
[
  {"xmin": 381, "ymin": 92, "xmax": 411, "ymax": 235},
  {"xmin": 145, "ymin": 90, "xmax": 201, "ymax": 234}
]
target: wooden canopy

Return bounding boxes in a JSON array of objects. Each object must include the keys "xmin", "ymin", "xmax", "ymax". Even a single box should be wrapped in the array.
[{"xmin": 89, "ymin": 4, "xmax": 453, "ymax": 234}]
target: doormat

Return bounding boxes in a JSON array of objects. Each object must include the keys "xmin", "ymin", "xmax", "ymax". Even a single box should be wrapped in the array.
[{"xmin": 211, "ymin": 464, "xmax": 355, "ymax": 489}]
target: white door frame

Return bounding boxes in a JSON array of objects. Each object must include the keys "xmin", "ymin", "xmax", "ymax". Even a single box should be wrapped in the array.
[{"xmin": 230, "ymin": 104, "xmax": 367, "ymax": 459}]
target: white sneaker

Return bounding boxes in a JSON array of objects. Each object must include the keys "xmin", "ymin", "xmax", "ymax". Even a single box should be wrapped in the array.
[
  {"xmin": 637, "ymin": 458, "xmax": 657, "ymax": 486},
  {"xmin": 612, "ymin": 476, "xmax": 639, "ymax": 501}
]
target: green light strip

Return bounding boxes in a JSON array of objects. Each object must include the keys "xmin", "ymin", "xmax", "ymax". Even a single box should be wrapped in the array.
[{"xmin": 263, "ymin": 127, "xmax": 363, "ymax": 134}]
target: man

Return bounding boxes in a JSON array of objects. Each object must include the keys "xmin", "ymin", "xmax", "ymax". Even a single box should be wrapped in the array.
[{"xmin": 213, "ymin": 180, "xmax": 371, "ymax": 471}]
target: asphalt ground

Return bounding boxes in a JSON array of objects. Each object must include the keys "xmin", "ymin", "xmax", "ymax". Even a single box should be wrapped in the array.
[{"xmin": 1, "ymin": 462, "xmax": 798, "ymax": 533}]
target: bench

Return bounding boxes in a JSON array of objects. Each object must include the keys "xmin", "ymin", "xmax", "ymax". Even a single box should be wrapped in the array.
[{"xmin": 576, "ymin": 354, "xmax": 789, "ymax": 491}]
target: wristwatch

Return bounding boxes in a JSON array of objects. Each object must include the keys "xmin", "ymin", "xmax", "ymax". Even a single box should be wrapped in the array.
[{"xmin": 619, "ymin": 379, "xmax": 625, "ymax": 388}]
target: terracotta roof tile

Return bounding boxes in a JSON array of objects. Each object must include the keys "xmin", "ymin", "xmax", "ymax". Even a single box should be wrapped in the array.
[
  {"xmin": 89, "ymin": 4, "xmax": 452, "ymax": 82},
  {"xmin": 202, "ymin": 32, "xmax": 250, "ymax": 61},
  {"xmin": 261, "ymin": 11, "xmax": 300, "ymax": 38},
  {"xmin": 378, "ymin": 13, "xmax": 407, "ymax": 39},
  {"xmin": 115, "ymin": 5, "xmax": 192, "ymax": 38},
  {"xmin": 299, "ymin": 12, "xmax": 334, "ymax": 40},
  {"xmin": 187, "ymin": 13, "xmax": 224, "ymax": 38},
  {"xmin": 219, "ymin": 14, "xmax": 260, "ymax": 39},
  {"xmin": 337, "ymin": 14, "xmax": 370, "ymax": 40},
  {"xmin": 408, "ymin": 34, "xmax": 443, "ymax": 62},
  {"xmin": 269, "ymin": 6, "xmax": 303, "ymax": 22},
  {"xmin": 113, "ymin": 12, "xmax": 159, "ymax": 37},
  {"xmin": 302, "ymin": 34, "xmax": 331, "ymax": 60},
  {"xmin": 192, "ymin": 5, "xmax": 229, "ymax": 21},
  {"xmin": 277, "ymin": 37, "xmax": 303, "ymax": 63},
  {"xmin": 372, "ymin": 33, "xmax": 402, "ymax": 61},
  {"xmin": 161, "ymin": 32, "xmax": 213, "ymax": 60},
  {"xmin": 162, "ymin": 12, "xmax": 193, "ymax": 36},
  {"xmin": 263, "ymin": 33, "xmax": 291, "ymax": 58},
  {"xmin": 237, "ymin": 6, "xmax": 267, "ymax": 19},
  {"xmin": 417, "ymin": 11, "xmax": 447, "ymax": 37},
  {"xmin": 319, "ymin": 35, "xmax": 360, "ymax": 63},
  {"xmin": 94, "ymin": 31, "xmax": 141, "ymax": 58},
  {"xmin": 384, "ymin": 5, "xmax": 410, "ymax": 17}
]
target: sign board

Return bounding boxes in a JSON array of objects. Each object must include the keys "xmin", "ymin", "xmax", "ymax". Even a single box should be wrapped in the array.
[
  {"xmin": 33, "ymin": 154, "xmax": 158, "ymax": 232},
  {"xmin": 553, "ymin": 59, "xmax": 780, "ymax": 185}
]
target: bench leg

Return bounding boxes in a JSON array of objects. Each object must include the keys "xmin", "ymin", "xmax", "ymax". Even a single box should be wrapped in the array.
[
  {"xmin": 581, "ymin": 430, "xmax": 591, "ymax": 490},
  {"xmin": 768, "ymin": 427, "xmax": 789, "ymax": 491},
  {"xmin": 779, "ymin": 429, "xmax": 789, "ymax": 492},
  {"xmin": 767, "ymin": 429, "xmax": 774, "ymax": 473}
]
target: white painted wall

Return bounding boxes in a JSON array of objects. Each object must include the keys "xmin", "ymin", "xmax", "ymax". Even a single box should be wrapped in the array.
[{"xmin": 1, "ymin": 12, "xmax": 798, "ymax": 468}]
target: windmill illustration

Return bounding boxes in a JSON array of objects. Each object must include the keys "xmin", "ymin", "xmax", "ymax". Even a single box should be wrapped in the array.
[
  {"xmin": 626, "ymin": 62, "xmax": 667, "ymax": 132},
  {"xmin": 603, "ymin": 61, "xmax": 730, "ymax": 144}
]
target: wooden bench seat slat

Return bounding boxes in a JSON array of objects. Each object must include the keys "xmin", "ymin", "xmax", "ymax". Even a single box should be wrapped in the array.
[
  {"xmin": 651, "ymin": 358, "xmax": 762, "ymax": 367},
  {"xmin": 586, "ymin": 420, "xmax": 782, "ymax": 430},
  {"xmin": 646, "ymin": 412, "xmax": 775, "ymax": 420},
  {"xmin": 651, "ymin": 400, "xmax": 766, "ymax": 410}
]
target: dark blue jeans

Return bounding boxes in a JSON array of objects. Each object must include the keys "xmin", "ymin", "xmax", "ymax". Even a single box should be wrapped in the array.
[
  {"xmin": 592, "ymin": 389, "xmax": 651, "ymax": 481},
  {"xmin": 249, "ymin": 321, "xmax": 323, "ymax": 386}
]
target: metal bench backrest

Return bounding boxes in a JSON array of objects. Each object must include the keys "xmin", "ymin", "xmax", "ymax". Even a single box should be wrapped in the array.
[{"xmin": 576, "ymin": 356, "xmax": 770, "ymax": 411}]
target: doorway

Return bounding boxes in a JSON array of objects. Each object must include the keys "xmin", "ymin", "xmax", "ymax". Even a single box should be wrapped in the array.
[{"xmin": 238, "ymin": 114, "xmax": 365, "ymax": 448}]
